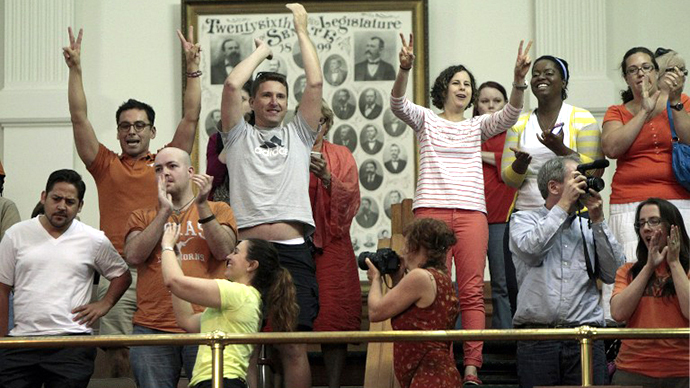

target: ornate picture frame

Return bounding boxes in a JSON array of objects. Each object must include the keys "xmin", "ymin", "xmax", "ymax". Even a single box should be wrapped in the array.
[{"xmin": 183, "ymin": 0, "xmax": 428, "ymax": 262}]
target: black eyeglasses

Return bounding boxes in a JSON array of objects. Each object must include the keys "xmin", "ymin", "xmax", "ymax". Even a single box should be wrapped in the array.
[
  {"xmin": 634, "ymin": 217, "xmax": 664, "ymax": 231},
  {"xmin": 117, "ymin": 121, "xmax": 152, "ymax": 133},
  {"xmin": 625, "ymin": 63, "xmax": 655, "ymax": 76}
]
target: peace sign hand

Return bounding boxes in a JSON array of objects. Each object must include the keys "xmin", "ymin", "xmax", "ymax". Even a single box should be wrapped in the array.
[
  {"xmin": 398, "ymin": 33, "xmax": 415, "ymax": 70},
  {"xmin": 177, "ymin": 27, "xmax": 201, "ymax": 69},
  {"xmin": 513, "ymin": 40, "xmax": 533, "ymax": 81},
  {"xmin": 62, "ymin": 27, "xmax": 83, "ymax": 69}
]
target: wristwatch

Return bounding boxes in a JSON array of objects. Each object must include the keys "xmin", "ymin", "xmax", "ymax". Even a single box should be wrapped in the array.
[{"xmin": 670, "ymin": 102, "xmax": 684, "ymax": 111}]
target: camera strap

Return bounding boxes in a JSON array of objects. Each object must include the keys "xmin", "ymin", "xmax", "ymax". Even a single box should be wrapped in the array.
[{"xmin": 577, "ymin": 210, "xmax": 600, "ymax": 282}]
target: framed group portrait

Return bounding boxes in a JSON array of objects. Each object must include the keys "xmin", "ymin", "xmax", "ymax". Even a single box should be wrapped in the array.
[{"xmin": 183, "ymin": 0, "xmax": 428, "ymax": 269}]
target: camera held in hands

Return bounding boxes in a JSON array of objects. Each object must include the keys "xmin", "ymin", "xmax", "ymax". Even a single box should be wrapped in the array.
[
  {"xmin": 576, "ymin": 159, "xmax": 609, "ymax": 193},
  {"xmin": 357, "ymin": 248, "xmax": 401, "ymax": 275}
]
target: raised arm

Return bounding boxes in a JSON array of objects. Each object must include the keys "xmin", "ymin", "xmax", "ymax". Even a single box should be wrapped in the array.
[
  {"xmin": 289, "ymin": 3, "xmax": 323, "ymax": 129},
  {"xmin": 602, "ymin": 76, "xmax": 659, "ymax": 158},
  {"xmin": 161, "ymin": 224, "xmax": 221, "ymax": 323},
  {"xmin": 221, "ymin": 40, "xmax": 272, "ymax": 131},
  {"xmin": 123, "ymin": 176, "xmax": 173, "ymax": 265},
  {"xmin": 659, "ymin": 70, "xmax": 690, "ymax": 144},
  {"xmin": 391, "ymin": 33, "xmax": 414, "ymax": 98},
  {"xmin": 160, "ymin": 223, "xmax": 209, "ymax": 332},
  {"xmin": 169, "ymin": 28, "xmax": 202, "ymax": 153},
  {"xmin": 63, "ymin": 27, "xmax": 99, "ymax": 167},
  {"xmin": 192, "ymin": 173, "xmax": 236, "ymax": 261},
  {"xmin": 507, "ymin": 40, "xmax": 532, "ymax": 110},
  {"xmin": 366, "ymin": 264, "xmax": 430, "ymax": 323}
]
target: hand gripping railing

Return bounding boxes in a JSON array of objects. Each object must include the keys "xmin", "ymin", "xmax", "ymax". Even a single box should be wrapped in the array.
[{"xmin": 1, "ymin": 326, "xmax": 687, "ymax": 388}]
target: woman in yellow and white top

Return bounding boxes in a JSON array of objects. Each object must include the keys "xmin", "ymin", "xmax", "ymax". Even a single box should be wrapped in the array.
[
  {"xmin": 501, "ymin": 55, "xmax": 603, "ymax": 210},
  {"xmin": 500, "ymin": 55, "xmax": 603, "ymax": 316},
  {"xmin": 160, "ymin": 223, "xmax": 298, "ymax": 388}
]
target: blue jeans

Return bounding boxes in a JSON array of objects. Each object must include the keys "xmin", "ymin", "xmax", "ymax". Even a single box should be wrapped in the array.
[
  {"xmin": 517, "ymin": 339, "xmax": 606, "ymax": 388},
  {"xmin": 487, "ymin": 223, "xmax": 512, "ymax": 329},
  {"xmin": 130, "ymin": 325, "xmax": 198, "ymax": 388}
]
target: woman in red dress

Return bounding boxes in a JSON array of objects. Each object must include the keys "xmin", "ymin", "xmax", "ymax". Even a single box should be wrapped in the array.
[
  {"xmin": 366, "ymin": 218, "xmax": 461, "ymax": 388},
  {"xmin": 308, "ymin": 102, "xmax": 362, "ymax": 388}
]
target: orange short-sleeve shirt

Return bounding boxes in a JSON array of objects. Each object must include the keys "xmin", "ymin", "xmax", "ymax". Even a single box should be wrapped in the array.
[
  {"xmin": 87, "ymin": 144, "xmax": 158, "ymax": 254},
  {"xmin": 127, "ymin": 202, "xmax": 238, "ymax": 332},
  {"xmin": 603, "ymin": 94, "xmax": 690, "ymax": 204},
  {"xmin": 612, "ymin": 263, "xmax": 689, "ymax": 378}
]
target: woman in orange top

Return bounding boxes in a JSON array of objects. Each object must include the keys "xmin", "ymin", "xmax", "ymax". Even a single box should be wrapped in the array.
[
  {"xmin": 610, "ymin": 198, "xmax": 689, "ymax": 387},
  {"xmin": 601, "ymin": 47, "xmax": 690, "ymax": 322}
]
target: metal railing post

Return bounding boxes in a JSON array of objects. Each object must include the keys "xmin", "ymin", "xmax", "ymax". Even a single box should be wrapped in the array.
[
  {"xmin": 211, "ymin": 337, "xmax": 225, "ymax": 388},
  {"xmin": 579, "ymin": 326, "xmax": 594, "ymax": 386}
]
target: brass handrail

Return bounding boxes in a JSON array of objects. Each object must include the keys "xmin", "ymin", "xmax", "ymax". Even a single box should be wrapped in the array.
[{"xmin": 1, "ymin": 327, "xmax": 687, "ymax": 387}]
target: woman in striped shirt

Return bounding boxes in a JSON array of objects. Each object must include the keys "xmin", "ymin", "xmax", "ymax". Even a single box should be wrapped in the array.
[{"xmin": 390, "ymin": 33, "xmax": 531, "ymax": 384}]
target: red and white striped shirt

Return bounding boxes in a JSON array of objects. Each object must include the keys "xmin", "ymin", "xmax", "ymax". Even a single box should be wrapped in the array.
[{"xmin": 390, "ymin": 95, "xmax": 520, "ymax": 213}]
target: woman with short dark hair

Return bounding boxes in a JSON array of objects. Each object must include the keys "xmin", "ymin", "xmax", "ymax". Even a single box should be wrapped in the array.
[{"xmin": 389, "ymin": 33, "xmax": 532, "ymax": 383}]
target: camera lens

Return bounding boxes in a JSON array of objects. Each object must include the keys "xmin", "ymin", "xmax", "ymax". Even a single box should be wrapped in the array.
[{"xmin": 586, "ymin": 177, "xmax": 605, "ymax": 192}]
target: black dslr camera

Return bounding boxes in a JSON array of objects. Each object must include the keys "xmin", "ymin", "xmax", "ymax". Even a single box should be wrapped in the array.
[
  {"xmin": 357, "ymin": 248, "xmax": 401, "ymax": 275},
  {"xmin": 576, "ymin": 159, "xmax": 609, "ymax": 192}
]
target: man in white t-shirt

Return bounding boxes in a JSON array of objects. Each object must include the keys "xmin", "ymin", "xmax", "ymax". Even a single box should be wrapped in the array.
[{"xmin": 0, "ymin": 169, "xmax": 131, "ymax": 388}]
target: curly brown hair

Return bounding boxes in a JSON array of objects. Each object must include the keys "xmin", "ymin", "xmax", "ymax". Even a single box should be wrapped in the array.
[
  {"xmin": 430, "ymin": 65, "xmax": 477, "ymax": 110},
  {"xmin": 403, "ymin": 218, "xmax": 456, "ymax": 272}
]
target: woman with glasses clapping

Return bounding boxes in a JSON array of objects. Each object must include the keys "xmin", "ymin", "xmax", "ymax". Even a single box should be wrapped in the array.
[
  {"xmin": 609, "ymin": 198, "xmax": 690, "ymax": 387},
  {"xmin": 601, "ymin": 48, "xmax": 690, "ymax": 322}
]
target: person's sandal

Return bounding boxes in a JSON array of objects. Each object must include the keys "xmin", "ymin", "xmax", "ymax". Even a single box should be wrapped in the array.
[{"xmin": 463, "ymin": 374, "xmax": 482, "ymax": 386}]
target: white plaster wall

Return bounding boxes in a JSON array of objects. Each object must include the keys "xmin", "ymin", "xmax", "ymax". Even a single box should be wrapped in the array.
[{"xmin": 0, "ymin": 0, "xmax": 688, "ymax": 234}]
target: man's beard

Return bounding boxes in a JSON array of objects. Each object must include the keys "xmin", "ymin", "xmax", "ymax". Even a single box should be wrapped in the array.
[{"xmin": 227, "ymin": 53, "xmax": 241, "ymax": 66}]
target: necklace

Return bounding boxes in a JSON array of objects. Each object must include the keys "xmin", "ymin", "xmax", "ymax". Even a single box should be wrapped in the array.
[
  {"xmin": 536, "ymin": 108, "xmax": 559, "ymax": 132},
  {"xmin": 173, "ymin": 196, "xmax": 195, "ymax": 216}
]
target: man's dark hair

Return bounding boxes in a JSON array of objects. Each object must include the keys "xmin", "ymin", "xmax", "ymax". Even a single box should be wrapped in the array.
[
  {"xmin": 371, "ymin": 37, "xmax": 385, "ymax": 50},
  {"xmin": 116, "ymin": 99, "xmax": 156, "ymax": 126},
  {"xmin": 222, "ymin": 38, "xmax": 238, "ymax": 51},
  {"xmin": 430, "ymin": 65, "xmax": 477, "ymax": 110},
  {"xmin": 251, "ymin": 72, "xmax": 289, "ymax": 98},
  {"xmin": 45, "ymin": 169, "xmax": 86, "ymax": 202}
]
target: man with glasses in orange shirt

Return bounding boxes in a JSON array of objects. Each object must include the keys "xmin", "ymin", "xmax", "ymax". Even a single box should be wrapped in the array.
[{"xmin": 62, "ymin": 26, "xmax": 201, "ymax": 376}]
